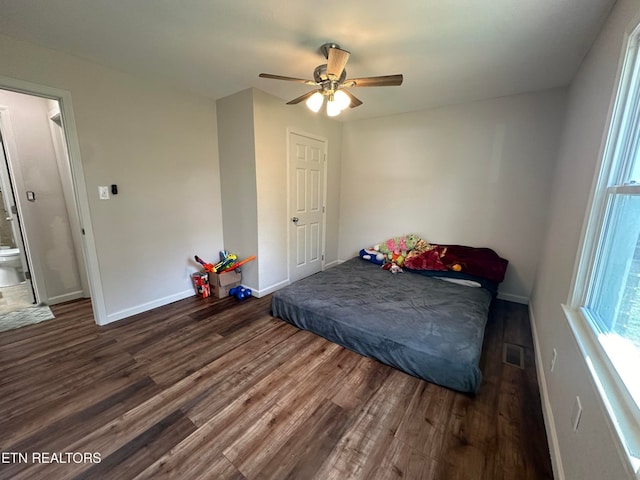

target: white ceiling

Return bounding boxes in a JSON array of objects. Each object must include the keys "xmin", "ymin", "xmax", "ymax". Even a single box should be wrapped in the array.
[{"xmin": 0, "ymin": 0, "xmax": 615, "ymax": 121}]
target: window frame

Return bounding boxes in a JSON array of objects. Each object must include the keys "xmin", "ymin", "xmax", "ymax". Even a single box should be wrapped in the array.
[{"xmin": 566, "ymin": 21, "xmax": 640, "ymax": 478}]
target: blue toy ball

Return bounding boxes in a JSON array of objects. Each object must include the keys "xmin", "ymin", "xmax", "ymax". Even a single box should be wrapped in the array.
[{"xmin": 229, "ymin": 286, "xmax": 252, "ymax": 300}]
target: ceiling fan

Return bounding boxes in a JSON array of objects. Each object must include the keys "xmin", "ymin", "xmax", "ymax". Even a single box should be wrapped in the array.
[{"xmin": 259, "ymin": 43, "xmax": 403, "ymax": 116}]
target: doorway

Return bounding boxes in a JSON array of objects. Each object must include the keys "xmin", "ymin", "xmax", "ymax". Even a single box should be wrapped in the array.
[
  {"xmin": 0, "ymin": 75, "xmax": 105, "ymax": 326},
  {"xmin": 288, "ymin": 131, "xmax": 327, "ymax": 283},
  {"xmin": 0, "ymin": 87, "xmax": 87, "ymax": 317}
]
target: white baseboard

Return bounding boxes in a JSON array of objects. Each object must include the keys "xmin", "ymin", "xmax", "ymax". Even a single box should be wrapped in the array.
[
  {"xmin": 251, "ymin": 279, "xmax": 290, "ymax": 298},
  {"xmin": 529, "ymin": 303, "xmax": 565, "ymax": 480},
  {"xmin": 323, "ymin": 260, "xmax": 341, "ymax": 270},
  {"xmin": 101, "ymin": 289, "xmax": 194, "ymax": 325},
  {"xmin": 47, "ymin": 290, "xmax": 84, "ymax": 305},
  {"xmin": 253, "ymin": 262, "xmax": 342, "ymax": 297},
  {"xmin": 497, "ymin": 291, "xmax": 529, "ymax": 304}
]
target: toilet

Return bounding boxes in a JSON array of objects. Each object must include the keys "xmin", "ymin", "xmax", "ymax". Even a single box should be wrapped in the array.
[{"xmin": 0, "ymin": 247, "xmax": 24, "ymax": 287}]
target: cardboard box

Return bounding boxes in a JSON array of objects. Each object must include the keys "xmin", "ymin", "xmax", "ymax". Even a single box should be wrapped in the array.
[{"xmin": 211, "ymin": 270, "xmax": 242, "ymax": 298}]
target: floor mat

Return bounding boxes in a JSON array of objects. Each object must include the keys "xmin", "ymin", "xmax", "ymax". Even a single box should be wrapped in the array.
[{"xmin": 0, "ymin": 305, "xmax": 55, "ymax": 333}]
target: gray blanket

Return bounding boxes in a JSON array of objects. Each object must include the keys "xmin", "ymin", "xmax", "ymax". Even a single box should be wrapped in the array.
[{"xmin": 271, "ymin": 257, "xmax": 493, "ymax": 393}]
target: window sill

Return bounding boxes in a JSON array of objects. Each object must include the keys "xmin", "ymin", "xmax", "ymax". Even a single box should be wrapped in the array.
[{"xmin": 562, "ymin": 304, "xmax": 640, "ymax": 478}]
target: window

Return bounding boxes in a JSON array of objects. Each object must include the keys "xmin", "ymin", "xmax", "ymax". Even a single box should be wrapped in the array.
[
  {"xmin": 569, "ymin": 22, "xmax": 640, "ymax": 475},
  {"xmin": 586, "ymin": 190, "xmax": 640, "ymax": 406}
]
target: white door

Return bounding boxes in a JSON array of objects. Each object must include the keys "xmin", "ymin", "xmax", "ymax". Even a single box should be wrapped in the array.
[{"xmin": 288, "ymin": 132, "xmax": 326, "ymax": 283}]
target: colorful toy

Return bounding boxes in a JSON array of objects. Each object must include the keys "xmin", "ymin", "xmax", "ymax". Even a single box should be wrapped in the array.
[
  {"xmin": 194, "ymin": 255, "xmax": 215, "ymax": 272},
  {"xmin": 220, "ymin": 255, "xmax": 256, "ymax": 273},
  {"xmin": 195, "ymin": 253, "xmax": 237, "ymax": 273},
  {"xmin": 359, "ymin": 247, "xmax": 385, "ymax": 265},
  {"xmin": 229, "ymin": 286, "xmax": 252, "ymax": 300},
  {"xmin": 389, "ymin": 264, "xmax": 403, "ymax": 274},
  {"xmin": 377, "ymin": 234, "xmax": 421, "ymax": 266},
  {"xmin": 191, "ymin": 272, "xmax": 210, "ymax": 298},
  {"xmin": 214, "ymin": 255, "xmax": 237, "ymax": 272}
]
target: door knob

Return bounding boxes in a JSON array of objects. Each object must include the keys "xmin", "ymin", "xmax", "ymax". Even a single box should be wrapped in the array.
[{"xmin": 292, "ymin": 216, "xmax": 299, "ymax": 223}]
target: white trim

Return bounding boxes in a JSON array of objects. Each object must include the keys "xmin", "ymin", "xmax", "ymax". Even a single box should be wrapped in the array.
[
  {"xmin": 563, "ymin": 305, "xmax": 640, "ymax": 478},
  {"xmin": 610, "ymin": 184, "xmax": 640, "ymax": 194},
  {"xmin": 0, "ymin": 75, "xmax": 107, "ymax": 326},
  {"xmin": 250, "ymin": 279, "xmax": 290, "ymax": 298},
  {"xmin": 104, "ymin": 289, "xmax": 195, "ymax": 325},
  {"xmin": 322, "ymin": 259, "xmax": 341, "ymax": 270},
  {"xmin": 496, "ymin": 292, "xmax": 528, "ymax": 304},
  {"xmin": 581, "ymin": 306, "xmax": 640, "ymax": 424},
  {"xmin": 48, "ymin": 290, "xmax": 84, "ymax": 305},
  {"xmin": 529, "ymin": 303, "xmax": 566, "ymax": 480},
  {"xmin": 47, "ymin": 105, "xmax": 90, "ymax": 298}
]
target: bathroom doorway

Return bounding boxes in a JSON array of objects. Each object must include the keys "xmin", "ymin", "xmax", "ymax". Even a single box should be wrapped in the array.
[
  {"xmin": 0, "ymin": 88, "xmax": 88, "ymax": 316},
  {"xmin": 0, "ymin": 130, "xmax": 35, "ymax": 313},
  {"xmin": 0, "ymin": 76, "xmax": 105, "ymax": 326}
]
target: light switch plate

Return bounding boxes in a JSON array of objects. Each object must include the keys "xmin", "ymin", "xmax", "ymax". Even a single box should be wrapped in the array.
[{"xmin": 99, "ymin": 186, "xmax": 110, "ymax": 200}]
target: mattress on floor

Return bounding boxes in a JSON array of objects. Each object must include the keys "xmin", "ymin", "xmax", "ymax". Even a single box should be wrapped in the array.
[{"xmin": 271, "ymin": 257, "xmax": 493, "ymax": 393}]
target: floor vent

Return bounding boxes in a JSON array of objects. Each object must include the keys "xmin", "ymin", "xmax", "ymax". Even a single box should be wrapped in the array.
[{"xmin": 502, "ymin": 343, "xmax": 525, "ymax": 369}]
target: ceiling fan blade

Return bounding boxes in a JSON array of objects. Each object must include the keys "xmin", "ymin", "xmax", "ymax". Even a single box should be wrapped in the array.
[
  {"xmin": 343, "ymin": 74, "xmax": 403, "ymax": 87},
  {"xmin": 286, "ymin": 90, "xmax": 319, "ymax": 105},
  {"xmin": 327, "ymin": 47, "xmax": 350, "ymax": 80},
  {"xmin": 341, "ymin": 90, "xmax": 363, "ymax": 108},
  {"xmin": 259, "ymin": 73, "xmax": 317, "ymax": 86}
]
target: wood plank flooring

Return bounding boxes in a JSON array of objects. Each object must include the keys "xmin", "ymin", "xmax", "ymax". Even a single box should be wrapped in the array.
[{"xmin": 0, "ymin": 294, "xmax": 553, "ymax": 479}]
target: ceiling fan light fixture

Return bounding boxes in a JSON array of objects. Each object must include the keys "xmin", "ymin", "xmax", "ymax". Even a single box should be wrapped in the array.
[
  {"xmin": 306, "ymin": 91, "xmax": 324, "ymax": 113},
  {"xmin": 333, "ymin": 90, "xmax": 351, "ymax": 110},
  {"xmin": 260, "ymin": 42, "xmax": 402, "ymax": 115},
  {"xmin": 326, "ymin": 98, "xmax": 341, "ymax": 117}
]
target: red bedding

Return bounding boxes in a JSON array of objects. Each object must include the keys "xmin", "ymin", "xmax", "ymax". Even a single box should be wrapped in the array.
[{"xmin": 404, "ymin": 243, "xmax": 508, "ymax": 283}]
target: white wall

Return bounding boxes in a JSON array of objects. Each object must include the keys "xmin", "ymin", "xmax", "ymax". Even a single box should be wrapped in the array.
[
  {"xmin": 0, "ymin": 33, "xmax": 224, "ymax": 323},
  {"xmin": 216, "ymin": 89, "xmax": 259, "ymax": 290},
  {"xmin": 252, "ymin": 88, "xmax": 342, "ymax": 292},
  {"xmin": 0, "ymin": 89, "xmax": 82, "ymax": 303},
  {"xmin": 338, "ymin": 89, "xmax": 567, "ymax": 302},
  {"xmin": 217, "ymin": 88, "xmax": 342, "ymax": 296},
  {"xmin": 530, "ymin": 0, "xmax": 640, "ymax": 478}
]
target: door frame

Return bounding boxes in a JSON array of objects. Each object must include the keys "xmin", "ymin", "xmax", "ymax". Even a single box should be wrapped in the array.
[
  {"xmin": 0, "ymin": 75, "xmax": 106, "ymax": 324},
  {"xmin": 285, "ymin": 128, "xmax": 329, "ymax": 283},
  {"xmin": 47, "ymin": 106, "xmax": 90, "ymax": 298}
]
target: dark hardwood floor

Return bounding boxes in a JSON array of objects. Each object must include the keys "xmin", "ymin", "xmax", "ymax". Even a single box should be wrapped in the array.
[{"xmin": 0, "ymin": 294, "xmax": 553, "ymax": 479}]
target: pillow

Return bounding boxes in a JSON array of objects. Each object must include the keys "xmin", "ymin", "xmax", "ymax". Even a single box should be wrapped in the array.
[
  {"xmin": 438, "ymin": 278, "xmax": 481, "ymax": 288},
  {"xmin": 405, "ymin": 268, "xmax": 500, "ymax": 297}
]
